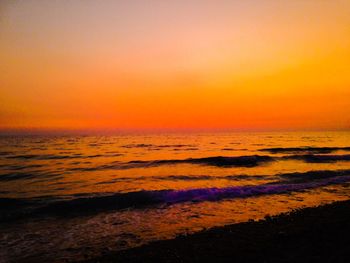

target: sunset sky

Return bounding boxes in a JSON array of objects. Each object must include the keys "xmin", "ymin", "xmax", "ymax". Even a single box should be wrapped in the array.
[{"xmin": 1, "ymin": 0, "xmax": 350, "ymax": 132}]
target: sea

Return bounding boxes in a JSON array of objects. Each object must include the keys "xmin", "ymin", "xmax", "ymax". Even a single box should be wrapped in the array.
[{"xmin": 1, "ymin": 132, "xmax": 350, "ymax": 262}]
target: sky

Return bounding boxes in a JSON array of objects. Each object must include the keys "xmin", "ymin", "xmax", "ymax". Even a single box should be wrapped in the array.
[{"xmin": 1, "ymin": 0, "xmax": 350, "ymax": 132}]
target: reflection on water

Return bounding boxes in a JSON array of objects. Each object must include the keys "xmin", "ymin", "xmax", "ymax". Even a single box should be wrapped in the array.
[{"xmin": 1, "ymin": 132, "xmax": 350, "ymax": 262}]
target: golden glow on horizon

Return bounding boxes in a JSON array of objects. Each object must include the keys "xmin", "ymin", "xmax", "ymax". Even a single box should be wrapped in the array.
[{"xmin": 1, "ymin": 0, "xmax": 350, "ymax": 131}]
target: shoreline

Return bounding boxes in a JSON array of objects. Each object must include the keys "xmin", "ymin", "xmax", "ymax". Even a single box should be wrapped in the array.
[{"xmin": 82, "ymin": 200, "xmax": 350, "ymax": 263}]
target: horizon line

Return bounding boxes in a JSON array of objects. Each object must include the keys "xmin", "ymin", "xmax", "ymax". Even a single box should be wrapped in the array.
[{"xmin": 0, "ymin": 127, "xmax": 349, "ymax": 136}]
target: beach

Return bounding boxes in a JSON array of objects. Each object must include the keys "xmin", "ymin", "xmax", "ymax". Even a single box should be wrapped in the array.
[{"xmin": 83, "ymin": 200, "xmax": 350, "ymax": 263}]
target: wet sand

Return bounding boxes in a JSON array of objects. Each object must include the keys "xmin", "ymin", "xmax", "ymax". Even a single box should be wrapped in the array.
[{"xmin": 83, "ymin": 200, "xmax": 350, "ymax": 263}]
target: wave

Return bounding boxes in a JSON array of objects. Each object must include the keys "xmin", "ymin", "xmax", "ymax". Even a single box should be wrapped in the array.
[
  {"xmin": 95, "ymin": 174, "xmax": 267, "ymax": 185},
  {"xmin": 94, "ymin": 169, "xmax": 350, "ymax": 185},
  {"xmin": 121, "ymin": 144, "xmax": 196, "ymax": 149},
  {"xmin": 285, "ymin": 154, "xmax": 350, "ymax": 163},
  {"xmin": 68, "ymin": 155, "xmax": 275, "ymax": 172},
  {"xmin": 2, "ymin": 153, "xmax": 350, "ymax": 183},
  {"xmin": 1, "ymin": 164, "xmax": 43, "ymax": 171},
  {"xmin": 260, "ymin": 146, "xmax": 350, "ymax": 154},
  {"xmin": 5, "ymin": 153, "xmax": 122, "ymax": 160},
  {"xmin": 95, "ymin": 169, "xmax": 350, "ymax": 185},
  {"xmin": 126, "ymin": 155, "xmax": 275, "ymax": 168},
  {"xmin": 3, "ymin": 154, "xmax": 350, "ymax": 182},
  {"xmin": 73, "ymin": 154, "xmax": 350, "ymax": 172},
  {"xmin": 280, "ymin": 169, "xmax": 350, "ymax": 182},
  {"xmin": 121, "ymin": 144, "xmax": 153, "ymax": 148},
  {"xmin": 0, "ymin": 171, "xmax": 64, "ymax": 182},
  {"xmin": 2, "ymin": 169, "xmax": 350, "ymax": 221},
  {"xmin": 32, "ymin": 176, "xmax": 350, "ymax": 216}
]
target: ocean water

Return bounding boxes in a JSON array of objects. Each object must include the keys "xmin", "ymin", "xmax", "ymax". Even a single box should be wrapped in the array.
[{"xmin": 1, "ymin": 132, "xmax": 350, "ymax": 262}]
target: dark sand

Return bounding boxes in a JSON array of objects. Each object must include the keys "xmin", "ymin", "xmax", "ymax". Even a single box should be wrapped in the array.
[{"xmin": 82, "ymin": 200, "xmax": 350, "ymax": 263}]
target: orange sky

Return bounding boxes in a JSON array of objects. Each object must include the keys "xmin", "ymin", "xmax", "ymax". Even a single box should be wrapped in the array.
[{"xmin": 1, "ymin": 0, "xmax": 350, "ymax": 132}]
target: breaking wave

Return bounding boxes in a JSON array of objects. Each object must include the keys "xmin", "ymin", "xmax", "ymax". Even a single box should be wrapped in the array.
[{"xmin": 2, "ymin": 169, "xmax": 350, "ymax": 221}]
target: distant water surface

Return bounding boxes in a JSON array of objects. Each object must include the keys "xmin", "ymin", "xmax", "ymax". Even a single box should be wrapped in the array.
[{"xmin": 1, "ymin": 132, "xmax": 350, "ymax": 262}]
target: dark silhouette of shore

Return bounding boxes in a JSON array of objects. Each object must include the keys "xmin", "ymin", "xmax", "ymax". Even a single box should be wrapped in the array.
[{"xmin": 83, "ymin": 200, "xmax": 350, "ymax": 263}]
